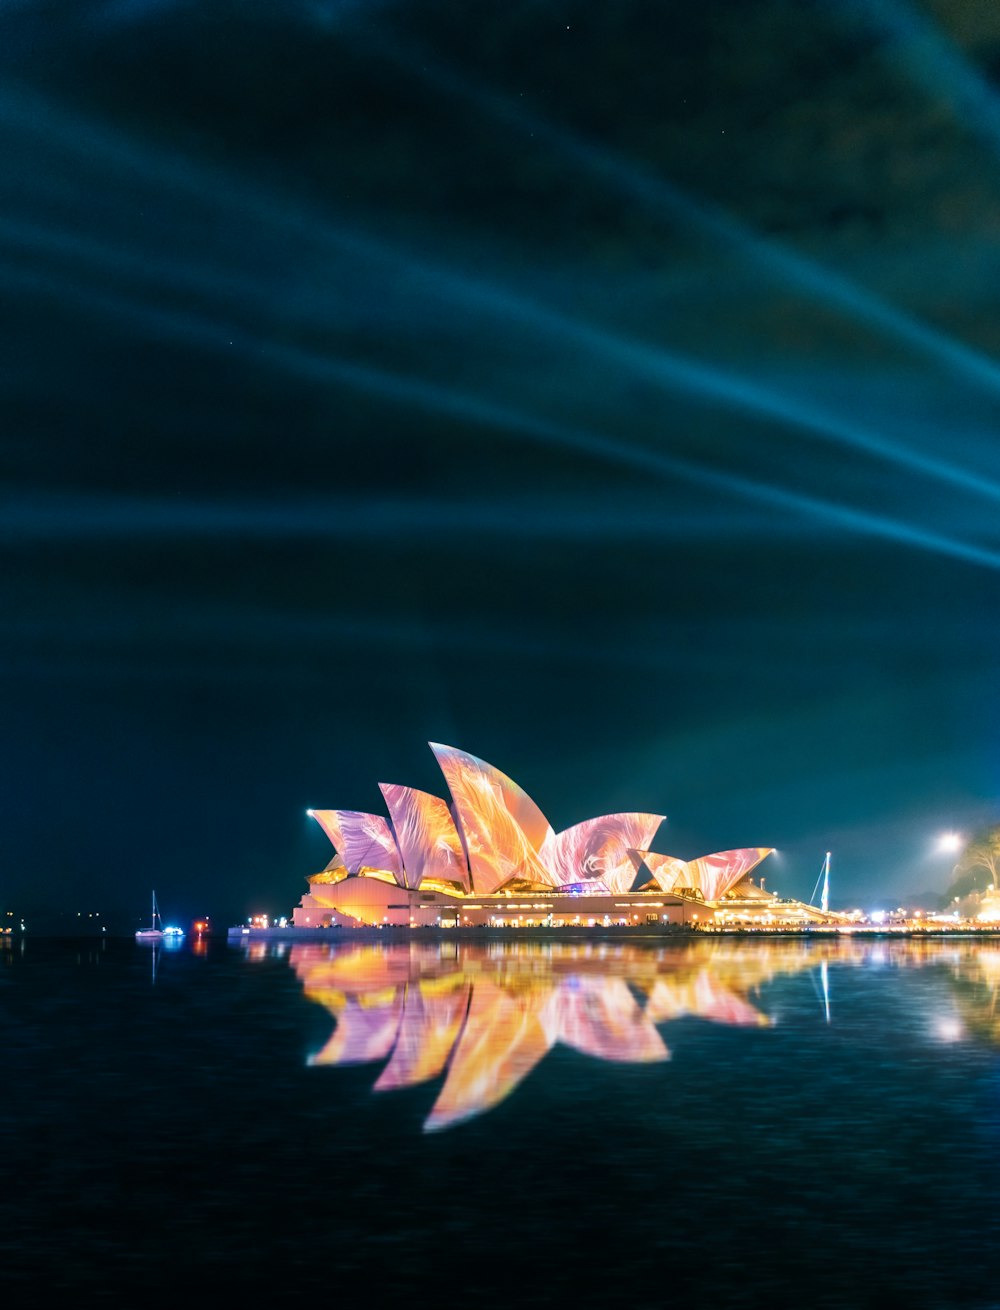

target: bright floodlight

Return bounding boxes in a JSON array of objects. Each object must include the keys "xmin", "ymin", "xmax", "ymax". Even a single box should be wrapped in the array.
[
  {"xmin": 306, "ymin": 808, "xmax": 315, "ymax": 818},
  {"xmin": 936, "ymin": 831, "xmax": 962, "ymax": 854}
]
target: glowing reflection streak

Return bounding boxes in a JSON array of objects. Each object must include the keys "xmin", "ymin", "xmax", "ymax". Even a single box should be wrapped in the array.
[
  {"xmin": 373, "ymin": 979, "xmax": 471, "ymax": 1091},
  {"xmin": 425, "ymin": 978, "xmax": 553, "ymax": 1132},
  {"xmin": 644, "ymin": 974, "xmax": 769, "ymax": 1027},
  {"xmin": 294, "ymin": 944, "xmax": 416, "ymax": 994},
  {"xmin": 550, "ymin": 976, "xmax": 669, "ymax": 1062},
  {"xmin": 292, "ymin": 940, "xmax": 836, "ymax": 1129},
  {"xmin": 307, "ymin": 992, "xmax": 403, "ymax": 1067}
]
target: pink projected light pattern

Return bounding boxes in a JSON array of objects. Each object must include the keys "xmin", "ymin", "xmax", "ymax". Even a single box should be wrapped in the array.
[
  {"xmin": 542, "ymin": 813, "xmax": 665, "ymax": 894},
  {"xmin": 686, "ymin": 847, "xmax": 774, "ymax": 900},
  {"xmin": 631, "ymin": 851, "xmax": 691, "ymax": 893},
  {"xmin": 378, "ymin": 783, "xmax": 470, "ymax": 892},
  {"xmin": 308, "ymin": 809, "xmax": 404, "ymax": 885},
  {"xmin": 632, "ymin": 847, "xmax": 772, "ymax": 899}
]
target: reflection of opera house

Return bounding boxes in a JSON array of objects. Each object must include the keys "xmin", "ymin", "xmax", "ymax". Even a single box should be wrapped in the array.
[
  {"xmin": 248, "ymin": 936, "xmax": 1000, "ymax": 1130},
  {"xmin": 293, "ymin": 743, "xmax": 832, "ymax": 930},
  {"xmin": 288, "ymin": 939, "xmax": 818, "ymax": 1130}
]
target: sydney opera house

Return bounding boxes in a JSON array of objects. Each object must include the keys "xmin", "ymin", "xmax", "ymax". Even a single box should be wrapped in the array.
[{"xmin": 292, "ymin": 743, "xmax": 832, "ymax": 930}]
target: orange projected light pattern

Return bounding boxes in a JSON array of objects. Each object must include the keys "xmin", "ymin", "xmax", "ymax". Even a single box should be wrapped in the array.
[
  {"xmin": 425, "ymin": 978, "xmax": 553, "ymax": 1131},
  {"xmin": 430, "ymin": 742, "xmax": 555, "ymax": 893}
]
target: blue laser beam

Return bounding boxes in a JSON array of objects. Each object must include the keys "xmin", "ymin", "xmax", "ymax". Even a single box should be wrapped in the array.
[
  {"xmin": 832, "ymin": 0, "xmax": 1000, "ymax": 156},
  {"xmin": 4, "ymin": 253, "xmax": 1000, "ymax": 573},
  {"xmin": 4, "ymin": 85, "xmax": 1000, "ymax": 566},
  {"xmin": 0, "ymin": 488, "xmax": 791, "ymax": 544},
  {"xmin": 5, "ymin": 163, "xmax": 1000, "ymax": 516},
  {"xmin": 356, "ymin": 28, "xmax": 1000, "ymax": 404}
]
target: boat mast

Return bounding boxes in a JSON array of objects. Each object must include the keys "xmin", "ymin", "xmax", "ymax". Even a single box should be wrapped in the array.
[{"xmin": 821, "ymin": 851, "xmax": 830, "ymax": 915}]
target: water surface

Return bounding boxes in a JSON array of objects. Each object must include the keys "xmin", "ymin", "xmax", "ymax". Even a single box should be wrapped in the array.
[{"xmin": 3, "ymin": 934, "xmax": 999, "ymax": 1306}]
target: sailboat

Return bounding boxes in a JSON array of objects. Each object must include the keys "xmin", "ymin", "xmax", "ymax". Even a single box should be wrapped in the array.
[{"xmin": 136, "ymin": 891, "xmax": 184, "ymax": 942}]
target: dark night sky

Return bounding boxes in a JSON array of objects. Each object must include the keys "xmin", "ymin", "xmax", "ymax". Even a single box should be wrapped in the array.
[{"xmin": 5, "ymin": 0, "xmax": 1000, "ymax": 927}]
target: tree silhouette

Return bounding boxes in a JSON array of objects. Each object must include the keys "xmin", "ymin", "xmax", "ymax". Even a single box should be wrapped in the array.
[{"xmin": 951, "ymin": 826, "xmax": 1000, "ymax": 894}]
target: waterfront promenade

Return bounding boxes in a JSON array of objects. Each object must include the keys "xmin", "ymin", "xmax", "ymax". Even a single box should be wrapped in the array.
[{"xmin": 227, "ymin": 922, "xmax": 1000, "ymax": 944}]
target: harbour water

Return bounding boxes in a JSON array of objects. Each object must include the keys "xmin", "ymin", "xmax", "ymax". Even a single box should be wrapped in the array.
[{"xmin": 3, "ymin": 934, "xmax": 1000, "ymax": 1305}]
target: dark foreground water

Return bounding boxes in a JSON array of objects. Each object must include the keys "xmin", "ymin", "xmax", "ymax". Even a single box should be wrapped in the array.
[{"xmin": 3, "ymin": 934, "xmax": 1000, "ymax": 1307}]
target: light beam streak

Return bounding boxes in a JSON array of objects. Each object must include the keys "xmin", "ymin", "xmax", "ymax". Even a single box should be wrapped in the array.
[
  {"xmin": 4, "ymin": 255, "xmax": 1000, "ymax": 572},
  {"xmin": 833, "ymin": 0, "xmax": 1000, "ymax": 156},
  {"xmin": 5, "ymin": 81, "xmax": 1000, "ymax": 511},
  {"xmin": 9, "ymin": 201, "xmax": 989, "ymax": 515},
  {"xmin": 4, "ymin": 89, "xmax": 1000, "ymax": 566},
  {"xmin": 1, "ymin": 491, "xmax": 793, "ymax": 543},
  {"xmin": 357, "ymin": 30, "xmax": 1000, "ymax": 408}
]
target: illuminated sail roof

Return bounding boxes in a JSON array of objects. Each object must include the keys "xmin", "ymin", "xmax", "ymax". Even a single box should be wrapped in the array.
[
  {"xmin": 309, "ymin": 809, "xmax": 404, "ymax": 885},
  {"xmin": 429, "ymin": 742, "xmax": 555, "ymax": 893},
  {"xmin": 687, "ymin": 848, "xmax": 774, "ymax": 900},
  {"xmin": 632, "ymin": 847, "xmax": 773, "ymax": 899},
  {"xmin": 631, "ymin": 851, "xmax": 690, "ymax": 893},
  {"xmin": 542, "ymin": 813, "xmax": 665, "ymax": 893},
  {"xmin": 306, "ymin": 745, "xmax": 771, "ymax": 902},
  {"xmin": 378, "ymin": 783, "xmax": 470, "ymax": 892}
]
